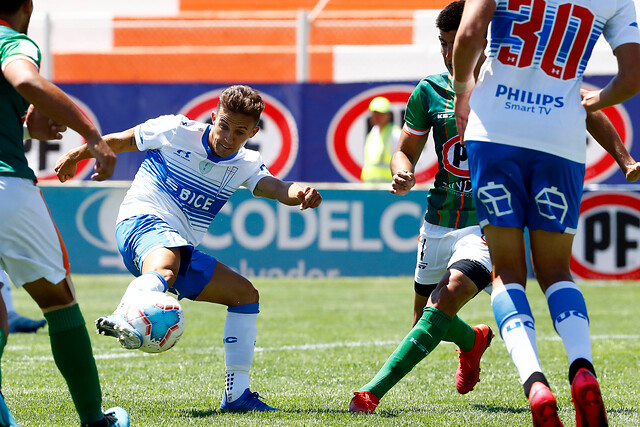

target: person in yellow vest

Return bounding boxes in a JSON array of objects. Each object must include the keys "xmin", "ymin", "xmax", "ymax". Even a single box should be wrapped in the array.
[{"xmin": 361, "ymin": 96, "xmax": 401, "ymax": 183}]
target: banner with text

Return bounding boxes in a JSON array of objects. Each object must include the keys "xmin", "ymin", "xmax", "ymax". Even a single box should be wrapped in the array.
[{"xmin": 24, "ymin": 77, "xmax": 640, "ymax": 186}]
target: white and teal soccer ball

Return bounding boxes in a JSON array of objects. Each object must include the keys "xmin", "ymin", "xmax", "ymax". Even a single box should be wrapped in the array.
[{"xmin": 125, "ymin": 292, "xmax": 185, "ymax": 353}]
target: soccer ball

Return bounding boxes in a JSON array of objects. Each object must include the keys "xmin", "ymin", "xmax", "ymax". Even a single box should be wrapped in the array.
[{"xmin": 125, "ymin": 291, "xmax": 185, "ymax": 353}]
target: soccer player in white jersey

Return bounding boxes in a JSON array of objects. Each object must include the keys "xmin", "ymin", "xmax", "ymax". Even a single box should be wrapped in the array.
[
  {"xmin": 56, "ymin": 85, "xmax": 322, "ymax": 412},
  {"xmin": 452, "ymin": 0, "xmax": 640, "ymax": 426}
]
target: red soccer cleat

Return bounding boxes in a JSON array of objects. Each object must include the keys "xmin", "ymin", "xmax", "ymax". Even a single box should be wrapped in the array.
[
  {"xmin": 529, "ymin": 381, "xmax": 564, "ymax": 427},
  {"xmin": 349, "ymin": 391, "xmax": 380, "ymax": 414},
  {"xmin": 571, "ymin": 368, "xmax": 608, "ymax": 427},
  {"xmin": 455, "ymin": 324, "xmax": 494, "ymax": 394}
]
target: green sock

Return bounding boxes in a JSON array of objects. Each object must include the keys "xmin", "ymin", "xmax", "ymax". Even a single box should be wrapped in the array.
[
  {"xmin": 0, "ymin": 328, "xmax": 6, "ymax": 387},
  {"xmin": 44, "ymin": 304, "xmax": 104, "ymax": 424},
  {"xmin": 442, "ymin": 315, "xmax": 476, "ymax": 352},
  {"xmin": 361, "ymin": 307, "xmax": 452, "ymax": 399}
]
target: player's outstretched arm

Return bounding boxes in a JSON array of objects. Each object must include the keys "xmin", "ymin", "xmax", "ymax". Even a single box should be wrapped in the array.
[
  {"xmin": 587, "ymin": 110, "xmax": 640, "ymax": 182},
  {"xmin": 582, "ymin": 43, "xmax": 640, "ymax": 112},
  {"xmin": 253, "ymin": 176, "xmax": 322, "ymax": 210},
  {"xmin": 452, "ymin": 0, "xmax": 495, "ymax": 140},
  {"xmin": 55, "ymin": 128, "xmax": 138, "ymax": 182},
  {"xmin": 4, "ymin": 58, "xmax": 116, "ymax": 181},
  {"xmin": 390, "ymin": 131, "xmax": 427, "ymax": 196},
  {"xmin": 24, "ymin": 104, "xmax": 67, "ymax": 141}
]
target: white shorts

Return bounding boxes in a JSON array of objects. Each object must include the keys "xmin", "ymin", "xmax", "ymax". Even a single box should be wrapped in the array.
[
  {"xmin": 414, "ymin": 221, "xmax": 491, "ymax": 285},
  {"xmin": 0, "ymin": 177, "xmax": 69, "ymax": 287}
]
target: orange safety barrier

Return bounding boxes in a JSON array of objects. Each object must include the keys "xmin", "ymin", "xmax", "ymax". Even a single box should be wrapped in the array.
[
  {"xmin": 180, "ymin": 0, "xmax": 451, "ymax": 11},
  {"xmin": 112, "ymin": 22, "xmax": 412, "ymax": 47},
  {"xmin": 53, "ymin": 47, "xmax": 334, "ymax": 83}
]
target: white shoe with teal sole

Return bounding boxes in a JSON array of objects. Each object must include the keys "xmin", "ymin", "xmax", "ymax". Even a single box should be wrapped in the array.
[{"xmin": 95, "ymin": 315, "xmax": 142, "ymax": 350}]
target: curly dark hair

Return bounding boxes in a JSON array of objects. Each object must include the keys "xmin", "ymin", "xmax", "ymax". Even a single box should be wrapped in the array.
[
  {"xmin": 217, "ymin": 85, "xmax": 265, "ymax": 125},
  {"xmin": 0, "ymin": 0, "xmax": 27, "ymax": 15},
  {"xmin": 436, "ymin": 0, "xmax": 465, "ymax": 33}
]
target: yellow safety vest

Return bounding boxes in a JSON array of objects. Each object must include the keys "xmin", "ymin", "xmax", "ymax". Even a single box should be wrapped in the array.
[{"xmin": 361, "ymin": 122, "xmax": 399, "ymax": 183}]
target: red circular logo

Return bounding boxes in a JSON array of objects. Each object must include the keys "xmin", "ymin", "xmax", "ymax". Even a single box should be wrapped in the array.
[
  {"xmin": 179, "ymin": 89, "xmax": 298, "ymax": 178},
  {"xmin": 25, "ymin": 96, "xmax": 98, "ymax": 181},
  {"xmin": 571, "ymin": 192, "xmax": 640, "ymax": 279},
  {"xmin": 327, "ymin": 85, "xmax": 439, "ymax": 183},
  {"xmin": 442, "ymin": 135, "xmax": 469, "ymax": 178}
]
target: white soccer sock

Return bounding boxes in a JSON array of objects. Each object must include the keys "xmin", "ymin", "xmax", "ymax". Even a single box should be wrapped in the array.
[
  {"xmin": 115, "ymin": 271, "xmax": 168, "ymax": 315},
  {"xmin": 223, "ymin": 304, "xmax": 259, "ymax": 403},
  {"xmin": 545, "ymin": 281, "xmax": 592, "ymax": 366},
  {"xmin": 492, "ymin": 283, "xmax": 543, "ymax": 385}
]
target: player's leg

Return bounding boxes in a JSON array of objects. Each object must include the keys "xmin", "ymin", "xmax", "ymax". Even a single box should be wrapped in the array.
[
  {"xmin": 97, "ymin": 215, "xmax": 185, "ymax": 349},
  {"xmin": 0, "ymin": 270, "xmax": 47, "ymax": 333},
  {"xmin": 467, "ymin": 141, "xmax": 561, "ymax": 425},
  {"xmin": 191, "ymin": 260, "xmax": 275, "ymax": 411},
  {"xmin": 485, "ymin": 227, "xmax": 546, "ymax": 384},
  {"xmin": 1, "ymin": 178, "xmax": 128, "ymax": 427}
]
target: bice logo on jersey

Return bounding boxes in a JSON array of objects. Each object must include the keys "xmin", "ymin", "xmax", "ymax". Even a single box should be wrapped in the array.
[
  {"xmin": 327, "ymin": 85, "xmax": 439, "ymax": 183},
  {"xmin": 24, "ymin": 95, "xmax": 98, "ymax": 181},
  {"xmin": 571, "ymin": 192, "xmax": 640, "ymax": 279},
  {"xmin": 179, "ymin": 89, "xmax": 298, "ymax": 179},
  {"xmin": 442, "ymin": 135, "xmax": 469, "ymax": 178}
]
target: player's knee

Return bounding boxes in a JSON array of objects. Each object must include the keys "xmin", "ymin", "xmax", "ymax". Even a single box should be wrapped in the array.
[
  {"xmin": 153, "ymin": 267, "xmax": 178, "ymax": 287},
  {"xmin": 235, "ymin": 278, "xmax": 259, "ymax": 304}
]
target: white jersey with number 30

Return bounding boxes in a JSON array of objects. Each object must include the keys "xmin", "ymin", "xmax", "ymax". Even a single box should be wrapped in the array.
[
  {"xmin": 117, "ymin": 114, "xmax": 272, "ymax": 246},
  {"xmin": 465, "ymin": 0, "xmax": 640, "ymax": 163}
]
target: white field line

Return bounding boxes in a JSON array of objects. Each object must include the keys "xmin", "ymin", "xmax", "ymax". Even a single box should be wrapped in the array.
[{"xmin": 8, "ymin": 335, "xmax": 640, "ymax": 362}]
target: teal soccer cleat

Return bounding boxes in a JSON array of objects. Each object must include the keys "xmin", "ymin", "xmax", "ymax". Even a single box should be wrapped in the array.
[
  {"xmin": 81, "ymin": 407, "xmax": 130, "ymax": 427},
  {"xmin": 220, "ymin": 389, "xmax": 278, "ymax": 412},
  {"xmin": 8, "ymin": 313, "xmax": 46, "ymax": 334}
]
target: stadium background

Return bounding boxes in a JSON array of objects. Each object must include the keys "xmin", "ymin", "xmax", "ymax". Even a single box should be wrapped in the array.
[{"xmin": 24, "ymin": 0, "xmax": 640, "ymax": 279}]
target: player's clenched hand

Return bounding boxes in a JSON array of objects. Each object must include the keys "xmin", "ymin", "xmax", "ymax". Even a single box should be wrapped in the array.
[
  {"xmin": 297, "ymin": 186, "xmax": 322, "ymax": 210},
  {"xmin": 25, "ymin": 104, "xmax": 67, "ymax": 141},
  {"xmin": 454, "ymin": 91, "xmax": 472, "ymax": 145},
  {"xmin": 390, "ymin": 170, "xmax": 415, "ymax": 196},
  {"xmin": 86, "ymin": 136, "xmax": 117, "ymax": 181},
  {"xmin": 625, "ymin": 161, "xmax": 640, "ymax": 182},
  {"xmin": 54, "ymin": 151, "xmax": 78, "ymax": 183},
  {"xmin": 580, "ymin": 88, "xmax": 602, "ymax": 112}
]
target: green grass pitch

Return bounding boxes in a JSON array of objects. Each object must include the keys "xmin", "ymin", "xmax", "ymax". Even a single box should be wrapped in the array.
[{"xmin": 4, "ymin": 275, "xmax": 640, "ymax": 426}]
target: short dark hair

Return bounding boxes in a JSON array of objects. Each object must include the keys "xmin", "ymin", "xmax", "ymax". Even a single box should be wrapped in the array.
[
  {"xmin": 436, "ymin": 0, "xmax": 465, "ymax": 33},
  {"xmin": 217, "ymin": 85, "xmax": 265, "ymax": 125},
  {"xmin": 0, "ymin": 0, "xmax": 27, "ymax": 15}
]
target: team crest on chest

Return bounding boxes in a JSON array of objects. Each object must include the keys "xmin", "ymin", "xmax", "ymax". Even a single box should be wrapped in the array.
[
  {"xmin": 441, "ymin": 135, "xmax": 469, "ymax": 178},
  {"xmin": 199, "ymin": 161, "xmax": 214, "ymax": 174}
]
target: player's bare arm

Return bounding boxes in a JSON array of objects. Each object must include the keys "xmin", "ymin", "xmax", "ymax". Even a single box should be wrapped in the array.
[
  {"xmin": 24, "ymin": 104, "xmax": 67, "ymax": 141},
  {"xmin": 4, "ymin": 57, "xmax": 116, "ymax": 181},
  {"xmin": 452, "ymin": 0, "xmax": 495, "ymax": 140},
  {"xmin": 390, "ymin": 131, "xmax": 427, "ymax": 196},
  {"xmin": 55, "ymin": 128, "xmax": 138, "ymax": 182},
  {"xmin": 586, "ymin": 109, "xmax": 640, "ymax": 182},
  {"xmin": 253, "ymin": 176, "xmax": 322, "ymax": 210},
  {"xmin": 582, "ymin": 43, "xmax": 640, "ymax": 112}
]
